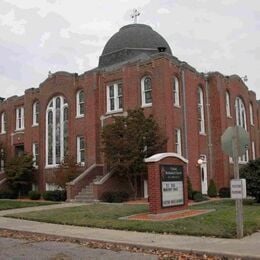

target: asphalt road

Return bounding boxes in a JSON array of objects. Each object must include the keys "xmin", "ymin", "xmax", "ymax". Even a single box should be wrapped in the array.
[{"xmin": 0, "ymin": 237, "xmax": 157, "ymax": 260}]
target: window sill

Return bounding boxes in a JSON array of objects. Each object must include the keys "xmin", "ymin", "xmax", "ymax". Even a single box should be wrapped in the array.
[
  {"xmin": 141, "ymin": 104, "xmax": 152, "ymax": 108},
  {"xmin": 227, "ymin": 115, "xmax": 232, "ymax": 119},
  {"xmin": 32, "ymin": 124, "xmax": 39, "ymax": 127},
  {"xmin": 229, "ymin": 161, "xmax": 248, "ymax": 165},
  {"xmin": 45, "ymin": 165, "xmax": 60, "ymax": 169},
  {"xmin": 106, "ymin": 109, "xmax": 123, "ymax": 115},
  {"xmin": 15, "ymin": 129, "xmax": 25, "ymax": 133},
  {"xmin": 76, "ymin": 115, "xmax": 84, "ymax": 119},
  {"xmin": 250, "ymin": 124, "xmax": 254, "ymax": 127},
  {"xmin": 77, "ymin": 162, "xmax": 85, "ymax": 167},
  {"xmin": 0, "ymin": 132, "xmax": 6, "ymax": 135},
  {"xmin": 199, "ymin": 132, "xmax": 207, "ymax": 136},
  {"xmin": 174, "ymin": 104, "xmax": 181, "ymax": 108}
]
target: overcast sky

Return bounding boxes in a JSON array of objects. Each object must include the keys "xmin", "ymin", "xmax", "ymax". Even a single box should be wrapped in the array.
[{"xmin": 0, "ymin": 0, "xmax": 259, "ymax": 99}]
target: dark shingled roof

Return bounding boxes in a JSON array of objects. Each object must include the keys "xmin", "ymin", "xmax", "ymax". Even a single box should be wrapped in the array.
[{"xmin": 98, "ymin": 24, "xmax": 172, "ymax": 67}]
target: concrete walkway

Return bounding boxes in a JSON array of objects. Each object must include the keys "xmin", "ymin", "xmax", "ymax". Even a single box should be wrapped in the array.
[{"xmin": 0, "ymin": 203, "xmax": 259, "ymax": 259}]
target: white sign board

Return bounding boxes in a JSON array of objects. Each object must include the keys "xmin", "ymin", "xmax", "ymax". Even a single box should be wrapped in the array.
[
  {"xmin": 231, "ymin": 179, "xmax": 247, "ymax": 199},
  {"xmin": 162, "ymin": 181, "xmax": 184, "ymax": 207},
  {"xmin": 160, "ymin": 165, "xmax": 184, "ymax": 207}
]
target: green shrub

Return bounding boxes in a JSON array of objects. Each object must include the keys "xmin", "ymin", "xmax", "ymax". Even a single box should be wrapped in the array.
[
  {"xmin": 101, "ymin": 191, "xmax": 129, "ymax": 203},
  {"xmin": 208, "ymin": 179, "xmax": 217, "ymax": 197},
  {"xmin": 240, "ymin": 159, "xmax": 260, "ymax": 203},
  {"xmin": 187, "ymin": 177, "xmax": 193, "ymax": 200},
  {"xmin": 219, "ymin": 187, "xmax": 230, "ymax": 198},
  {"xmin": 28, "ymin": 191, "xmax": 41, "ymax": 200},
  {"xmin": 192, "ymin": 191, "xmax": 204, "ymax": 202},
  {"xmin": 43, "ymin": 190, "xmax": 66, "ymax": 201},
  {"xmin": 0, "ymin": 189, "xmax": 17, "ymax": 199}
]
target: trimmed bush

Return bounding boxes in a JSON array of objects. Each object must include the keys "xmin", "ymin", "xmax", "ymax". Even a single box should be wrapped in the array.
[
  {"xmin": 43, "ymin": 190, "xmax": 66, "ymax": 201},
  {"xmin": 101, "ymin": 191, "xmax": 129, "ymax": 203},
  {"xmin": 0, "ymin": 189, "xmax": 17, "ymax": 199},
  {"xmin": 219, "ymin": 187, "xmax": 230, "ymax": 198},
  {"xmin": 191, "ymin": 191, "xmax": 208, "ymax": 202},
  {"xmin": 28, "ymin": 191, "xmax": 41, "ymax": 200},
  {"xmin": 192, "ymin": 191, "xmax": 204, "ymax": 202},
  {"xmin": 208, "ymin": 179, "xmax": 217, "ymax": 197}
]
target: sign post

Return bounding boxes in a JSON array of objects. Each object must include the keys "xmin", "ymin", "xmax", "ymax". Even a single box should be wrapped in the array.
[{"xmin": 221, "ymin": 126, "xmax": 249, "ymax": 239}]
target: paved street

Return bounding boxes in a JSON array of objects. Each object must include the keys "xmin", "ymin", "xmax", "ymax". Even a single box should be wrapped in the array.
[
  {"xmin": 0, "ymin": 237, "xmax": 156, "ymax": 260},
  {"xmin": 0, "ymin": 203, "xmax": 259, "ymax": 259}
]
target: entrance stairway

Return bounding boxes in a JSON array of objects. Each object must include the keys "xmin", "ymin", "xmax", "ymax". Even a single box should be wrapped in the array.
[
  {"xmin": 66, "ymin": 164, "xmax": 104, "ymax": 202},
  {"xmin": 74, "ymin": 175, "xmax": 103, "ymax": 202}
]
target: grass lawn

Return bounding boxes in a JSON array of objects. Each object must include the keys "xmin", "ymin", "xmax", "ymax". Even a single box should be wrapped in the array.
[
  {"xmin": 0, "ymin": 200, "xmax": 58, "ymax": 210},
  {"xmin": 5, "ymin": 200, "xmax": 260, "ymax": 238}
]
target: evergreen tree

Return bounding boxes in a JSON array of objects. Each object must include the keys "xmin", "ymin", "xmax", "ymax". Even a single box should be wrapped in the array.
[
  {"xmin": 102, "ymin": 108, "xmax": 167, "ymax": 198},
  {"xmin": 5, "ymin": 155, "xmax": 34, "ymax": 196}
]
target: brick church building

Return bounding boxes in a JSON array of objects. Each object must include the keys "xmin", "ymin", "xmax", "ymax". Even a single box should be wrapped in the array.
[{"xmin": 0, "ymin": 23, "xmax": 259, "ymax": 201}]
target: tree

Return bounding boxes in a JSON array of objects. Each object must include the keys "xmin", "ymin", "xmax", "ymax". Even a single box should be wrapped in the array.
[
  {"xmin": 48, "ymin": 155, "xmax": 80, "ymax": 189},
  {"xmin": 240, "ymin": 159, "xmax": 260, "ymax": 203},
  {"xmin": 5, "ymin": 155, "xmax": 35, "ymax": 196},
  {"xmin": 207, "ymin": 179, "xmax": 217, "ymax": 197},
  {"xmin": 102, "ymin": 108, "xmax": 167, "ymax": 198}
]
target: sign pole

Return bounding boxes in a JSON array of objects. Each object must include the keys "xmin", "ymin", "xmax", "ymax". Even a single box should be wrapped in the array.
[{"xmin": 232, "ymin": 126, "xmax": 244, "ymax": 238}]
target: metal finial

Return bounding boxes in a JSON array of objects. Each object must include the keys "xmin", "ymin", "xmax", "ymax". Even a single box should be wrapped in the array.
[
  {"xmin": 131, "ymin": 9, "xmax": 140, "ymax": 24},
  {"xmin": 242, "ymin": 75, "xmax": 248, "ymax": 82}
]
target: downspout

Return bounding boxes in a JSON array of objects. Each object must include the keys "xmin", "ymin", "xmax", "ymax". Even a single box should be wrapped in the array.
[
  {"xmin": 181, "ymin": 66, "xmax": 189, "ymax": 175},
  {"xmin": 205, "ymin": 74, "xmax": 213, "ymax": 179}
]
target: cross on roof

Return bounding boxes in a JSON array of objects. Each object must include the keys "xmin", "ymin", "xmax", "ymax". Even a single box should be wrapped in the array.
[{"xmin": 131, "ymin": 9, "xmax": 140, "ymax": 24}]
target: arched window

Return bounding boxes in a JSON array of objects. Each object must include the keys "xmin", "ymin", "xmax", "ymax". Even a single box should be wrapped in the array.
[
  {"xmin": 0, "ymin": 112, "xmax": 6, "ymax": 134},
  {"xmin": 141, "ymin": 76, "xmax": 152, "ymax": 107},
  {"xmin": 249, "ymin": 102, "xmax": 254, "ymax": 125},
  {"xmin": 235, "ymin": 97, "xmax": 247, "ymax": 130},
  {"xmin": 197, "ymin": 87, "xmax": 205, "ymax": 134},
  {"xmin": 235, "ymin": 97, "xmax": 248, "ymax": 162},
  {"xmin": 46, "ymin": 96, "xmax": 69, "ymax": 166},
  {"xmin": 32, "ymin": 101, "xmax": 40, "ymax": 126},
  {"xmin": 76, "ymin": 90, "xmax": 85, "ymax": 117},
  {"xmin": 16, "ymin": 107, "xmax": 24, "ymax": 130},
  {"xmin": 173, "ymin": 77, "xmax": 180, "ymax": 107},
  {"xmin": 226, "ymin": 91, "xmax": 231, "ymax": 117}
]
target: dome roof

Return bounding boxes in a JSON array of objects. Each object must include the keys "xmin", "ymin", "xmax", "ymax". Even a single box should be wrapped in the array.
[{"xmin": 99, "ymin": 24, "xmax": 172, "ymax": 67}]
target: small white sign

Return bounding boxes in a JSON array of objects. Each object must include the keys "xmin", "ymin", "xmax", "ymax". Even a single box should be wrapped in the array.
[{"xmin": 231, "ymin": 179, "xmax": 247, "ymax": 199}]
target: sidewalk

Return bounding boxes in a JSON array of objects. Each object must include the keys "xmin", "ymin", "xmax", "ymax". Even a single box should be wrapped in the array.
[{"xmin": 0, "ymin": 203, "xmax": 259, "ymax": 259}]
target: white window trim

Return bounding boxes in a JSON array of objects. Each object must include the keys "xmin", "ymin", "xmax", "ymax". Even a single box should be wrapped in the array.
[
  {"xmin": 32, "ymin": 101, "xmax": 39, "ymax": 126},
  {"xmin": 198, "ymin": 87, "xmax": 205, "ymax": 134},
  {"xmin": 76, "ymin": 90, "xmax": 85, "ymax": 118},
  {"xmin": 106, "ymin": 83, "xmax": 123, "ymax": 114},
  {"xmin": 32, "ymin": 143, "xmax": 39, "ymax": 168},
  {"xmin": 175, "ymin": 128, "xmax": 182, "ymax": 155},
  {"xmin": 141, "ymin": 77, "xmax": 152, "ymax": 107},
  {"xmin": 252, "ymin": 141, "xmax": 256, "ymax": 160},
  {"xmin": 16, "ymin": 107, "xmax": 24, "ymax": 131},
  {"xmin": 173, "ymin": 77, "xmax": 180, "ymax": 107},
  {"xmin": 46, "ymin": 96, "xmax": 68, "ymax": 167},
  {"xmin": 235, "ymin": 97, "xmax": 247, "ymax": 131},
  {"xmin": 249, "ymin": 103, "xmax": 254, "ymax": 126},
  {"xmin": 0, "ymin": 112, "xmax": 6, "ymax": 134},
  {"xmin": 77, "ymin": 136, "xmax": 85, "ymax": 166},
  {"xmin": 226, "ymin": 91, "xmax": 231, "ymax": 117}
]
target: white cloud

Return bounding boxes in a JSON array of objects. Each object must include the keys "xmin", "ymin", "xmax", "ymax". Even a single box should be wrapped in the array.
[
  {"xmin": 157, "ymin": 8, "xmax": 170, "ymax": 14},
  {"xmin": 0, "ymin": 9, "xmax": 26, "ymax": 35},
  {"xmin": 39, "ymin": 32, "xmax": 51, "ymax": 47},
  {"xmin": 0, "ymin": 0, "xmax": 259, "ymax": 99}
]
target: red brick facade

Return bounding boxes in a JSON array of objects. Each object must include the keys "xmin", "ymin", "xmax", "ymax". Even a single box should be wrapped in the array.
[{"xmin": 0, "ymin": 24, "xmax": 259, "ymax": 199}]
